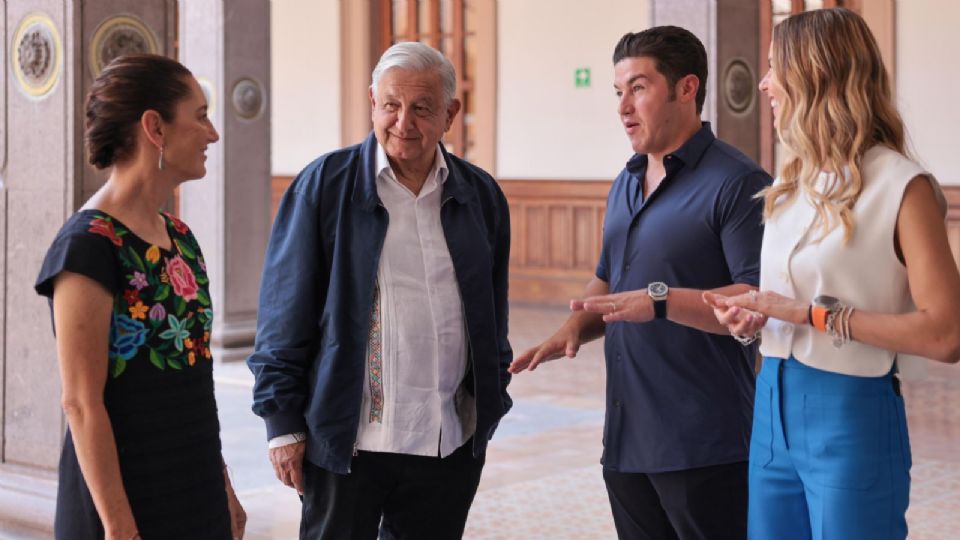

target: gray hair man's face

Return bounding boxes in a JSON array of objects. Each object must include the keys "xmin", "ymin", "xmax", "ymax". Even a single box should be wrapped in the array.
[{"xmin": 369, "ymin": 68, "xmax": 460, "ymax": 173}]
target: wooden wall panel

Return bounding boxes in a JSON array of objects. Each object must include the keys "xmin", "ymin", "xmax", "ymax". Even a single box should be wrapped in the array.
[
  {"xmin": 501, "ymin": 179, "xmax": 612, "ymax": 305},
  {"xmin": 525, "ymin": 206, "xmax": 549, "ymax": 267},
  {"xmin": 270, "ymin": 179, "xmax": 960, "ymax": 306},
  {"xmin": 548, "ymin": 206, "xmax": 572, "ymax": 268},
  {"xmin": 271, "ymin": 176, "xmax": 291, "ymax": 219},
  {"xmin": 573, "ymin": 207, "xmax": 598, "ymax": 270}
]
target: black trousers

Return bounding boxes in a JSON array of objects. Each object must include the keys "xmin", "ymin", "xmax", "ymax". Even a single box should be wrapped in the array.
[
  {"xmin": 603, "ymin": 461, "xmax": 748, "ymax": 540},
  {"xmin": 300, "ymin": 439, "xmax": 484, "ymax": 540}
]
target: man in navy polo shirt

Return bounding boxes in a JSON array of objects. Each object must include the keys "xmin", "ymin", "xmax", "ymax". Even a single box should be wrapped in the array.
[{"xmin": 510, "ymin": 27, "xmax": 770, "ymax": 540}]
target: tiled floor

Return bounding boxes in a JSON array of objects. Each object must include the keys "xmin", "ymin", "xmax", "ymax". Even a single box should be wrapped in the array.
[
  {"xmin": 902, "ymin": 361, "xmax": 960, "ymax": 540},
  {"xmin": 216, "ymin": 305, "xmax": 960, "ymax": 539}
]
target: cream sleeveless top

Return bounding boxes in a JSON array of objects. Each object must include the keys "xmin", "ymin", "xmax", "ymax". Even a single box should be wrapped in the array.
[{"xmin": 759, "ymin": 145, "xmax": 945, "ymax": 377}]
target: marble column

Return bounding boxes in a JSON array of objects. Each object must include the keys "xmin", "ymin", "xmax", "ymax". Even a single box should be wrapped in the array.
[
  {"xmin": 0, "ymin": 0, "xmax": 190, "ymax": 533},
  {"xmin": 651, "ymin": 0, "xmax": 762, "ymax": 162},
  {"xmin": 177, "ymin": 0, "xmax": 271, "ymax": 363},
  {"xmin": 0, "ymin": 1, "xmax": 79, "ymax": 532}
]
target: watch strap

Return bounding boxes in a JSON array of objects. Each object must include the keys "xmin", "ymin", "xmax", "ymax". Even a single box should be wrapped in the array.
[
  {"xmin": 811, "ymin": 304, "xmax": 829, "ymax": 332},
  {"xmin": 653, "ymin": 298, "xmax": 667, "ymax": 319}
]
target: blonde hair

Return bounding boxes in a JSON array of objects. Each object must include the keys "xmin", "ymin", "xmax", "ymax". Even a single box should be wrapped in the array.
[{"xmin": 763, "ymin": 7, "xmax": 905, "ymax": 243}]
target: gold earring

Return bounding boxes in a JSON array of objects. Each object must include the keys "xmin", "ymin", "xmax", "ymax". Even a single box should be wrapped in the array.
[{"xmin": 158, "ymin": 146, "xmax": 165, "ymax": 171}]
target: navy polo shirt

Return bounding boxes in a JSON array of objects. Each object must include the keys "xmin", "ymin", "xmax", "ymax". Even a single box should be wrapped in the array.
[{"xmin": 596, "ymin": 123, "xmax": 771, "ymax": 473}]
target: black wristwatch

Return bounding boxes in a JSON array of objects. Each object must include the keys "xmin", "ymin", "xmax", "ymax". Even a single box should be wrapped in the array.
[{"xmin": 647, "ymin": 282, "xmax": 669, "ymax": 319}]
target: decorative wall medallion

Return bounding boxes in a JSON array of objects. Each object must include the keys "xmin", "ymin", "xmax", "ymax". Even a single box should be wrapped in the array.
[
  {"xmin": 231, "ymin": 78, "xmax": 265, "ymax": 120},
  {"xmin": 12, "ymin": 13, "xmax": 62, "ymax": 98},
  {"xmin": 89, "ymin": 15, "xmax": 159, "ymax": 78},
  {"xmin": 723, "ymin": 58, "xmax": 755, "ymax": 116},
  {"xmin": 197, "ymin": 77, "xmax": 216, "ymax": 119}
]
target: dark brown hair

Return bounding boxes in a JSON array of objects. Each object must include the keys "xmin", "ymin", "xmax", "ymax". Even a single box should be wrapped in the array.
[
  {"xmin": 85, "ymin": 54, "xmax": 193, "ymax": 169},
  {"xmin": 613, "ymin": 26, "xmax": 708, "ymax": 114}
]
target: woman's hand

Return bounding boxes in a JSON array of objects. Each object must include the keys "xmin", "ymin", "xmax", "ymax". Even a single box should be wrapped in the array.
[
  {"xmin": 705, "ymin": 289, "xmax": 808, "ymax": 326},
  {"xmin": 103, "ymin": 523, "xmax": 139, "ymax": 540},
  {"xmin": 703, "ymin": 291, "xmax": 767, "ymax": 337},
  {"xmin": 104, "ymin": 532, "xmax": 138, "ymax": 540},
  {"xmin": 224, "ymin": 466, "xmax": 247, "ymax": 539}
]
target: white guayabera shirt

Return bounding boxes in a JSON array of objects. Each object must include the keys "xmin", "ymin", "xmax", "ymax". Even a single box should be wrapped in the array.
[{"xmin": 269, "ymin": 143, "xmax": 475, "ymax": 457}]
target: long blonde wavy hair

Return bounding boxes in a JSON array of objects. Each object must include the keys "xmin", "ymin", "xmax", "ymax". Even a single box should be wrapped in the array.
[{"xmin": 763, "ymin": 7, "xmax": 906, "ymax": 243}]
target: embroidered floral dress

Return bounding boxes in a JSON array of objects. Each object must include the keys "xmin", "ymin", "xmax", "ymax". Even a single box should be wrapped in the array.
[{"xmin": 35, "ymin": 210, "xmax": 230, "ymax": 540}]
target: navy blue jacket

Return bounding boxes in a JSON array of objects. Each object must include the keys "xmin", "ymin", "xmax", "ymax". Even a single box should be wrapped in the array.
[{"xmin": 247, "ymin": 132, "xmax": 513, "ymax": 474}]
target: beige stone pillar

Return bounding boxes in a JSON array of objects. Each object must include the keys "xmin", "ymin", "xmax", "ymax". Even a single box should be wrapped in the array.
[
  {"xmin": 177, "ymin": 0, "xmax": 271, "ymax": 363},
  {"xmin": 651, "ymin": 0, "xmax": 762, "ymax": 162},
  {"xmin": 0, "ymin": 0, "xmax": 184, "ymax": 533}
]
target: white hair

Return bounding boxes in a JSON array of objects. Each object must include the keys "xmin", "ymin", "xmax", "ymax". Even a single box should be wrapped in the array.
[{"xmin": 371, "ymin": 41, "xmax": 457, "ymax": 104}]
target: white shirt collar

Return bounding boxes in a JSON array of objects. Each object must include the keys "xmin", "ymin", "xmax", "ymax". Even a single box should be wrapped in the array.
[{"xmin": 375, "ymin": 142, "xmax": 449, "ymax": 187}]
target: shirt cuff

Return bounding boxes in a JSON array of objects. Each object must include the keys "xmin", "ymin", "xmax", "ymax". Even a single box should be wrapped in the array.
[{"xmin": 268, "ymin": 432, "xmax": 306, "ymax": 449}]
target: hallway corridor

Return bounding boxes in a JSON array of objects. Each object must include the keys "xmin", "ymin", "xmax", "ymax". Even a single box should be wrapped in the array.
[{"xmin": 213, "ymin": 305, "xmax": 960, "ymax": 539}]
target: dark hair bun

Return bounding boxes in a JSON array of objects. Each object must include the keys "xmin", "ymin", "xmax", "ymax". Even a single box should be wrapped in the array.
[{"xmin": 84, "ymin": 54, "xmax": 192, "ymax": 169}]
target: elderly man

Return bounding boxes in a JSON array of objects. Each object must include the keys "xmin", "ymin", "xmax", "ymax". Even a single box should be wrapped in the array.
[{"xmin": 247, "ymin": 42, "xmax": 512, "ymax": 539}]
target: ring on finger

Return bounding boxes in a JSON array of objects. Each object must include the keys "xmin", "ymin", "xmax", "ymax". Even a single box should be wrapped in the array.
[{"xmin": 748, "ymin": 290, "xmax": 758, "ymax": 301}]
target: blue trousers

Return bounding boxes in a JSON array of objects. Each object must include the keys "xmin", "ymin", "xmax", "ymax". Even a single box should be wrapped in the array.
[{"xmin": 749, "ymin": 357, "xmax": 911, "ymax": 540}]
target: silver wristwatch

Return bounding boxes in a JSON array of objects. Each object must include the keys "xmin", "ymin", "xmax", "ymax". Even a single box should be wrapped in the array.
[{"xmin": 647, "ymin": 282, "xmax": 669, "ymax": 319}]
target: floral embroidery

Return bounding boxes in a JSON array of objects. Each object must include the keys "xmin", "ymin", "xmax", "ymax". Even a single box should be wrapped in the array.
[
  {"xmin": 129, "ymin": 272, "xmax": 148, "ymax": 290},
  {"xmin": 109, "ymin": 313, "xmax": 148, "ymax": 362},
  {"xmin": 148, "ymin": 303, "xmax": 166, "ymax": 321},
  {"xmin": 165, "ymin": 212, "xmax": 190, "ymax": 235},
  {"xmin": 199, "ymin": 308, "xmax": 214, "ymax": 331},
  {"xmin": 128, "ymin": 301, "xmax": 148, "ymax": 320},
  {"xmin": 145, "ymin": 245, "xmax": 161, "ymax": 264},
  {"xmin": 87, "ymin": 212, "xmax": 214, "ymax": 378},
  {"xmin": 189, "ymin": 334, "xmax": 209, "ymax": 366},
  {"xmin": 89, "ymin": 218, "xmax": 123, "ymax": 247},
  {"xmin": 160, "ymin": 314, "xmax": 191, "ymax": 352},
  {"xmin": 367, "ymin": 285, "xmax": 384, "ymax": 423},
  {"xmin": 165, "ymin": 256, "xmax": 199, "ymax": 300},
  {"xmin": 123, "ymin": 289, "xmax": 140, "ymax": 305},
  {"xmin": 200, "ymin": 332, "xmax": 212, "ymax": 359}
]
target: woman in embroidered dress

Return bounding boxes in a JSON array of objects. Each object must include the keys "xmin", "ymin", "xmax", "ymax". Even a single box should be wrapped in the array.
[
  {"xmin": 703, "ymin": 8, "xmax": 960, "ymax": 540},
  {"xmin": 35, "ymin": 55, "xmax": 245, "ymax": 539}
]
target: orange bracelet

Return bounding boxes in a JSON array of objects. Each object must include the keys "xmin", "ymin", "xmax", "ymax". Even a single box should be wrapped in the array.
[{"xmin": 810, "ymin": 304, "xmax": 829, "ymax": 332}]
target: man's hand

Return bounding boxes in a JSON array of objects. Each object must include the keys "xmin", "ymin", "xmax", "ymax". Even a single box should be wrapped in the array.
[
  {"xmin": 269, "ymin": 441, "xmax": 306, "ymax": 494},
  {"xmin": 509, "ymin": 325, "xmax": 582, "ymax": 373},
  {"xmin": 575, "ymin": 290, "xmax": 654, "ymax": 323}
]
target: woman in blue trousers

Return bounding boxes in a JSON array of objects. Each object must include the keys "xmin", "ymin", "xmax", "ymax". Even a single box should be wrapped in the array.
[{"xmin": 704, "ymin": 7, "xmax": 960, "ymax": 540}]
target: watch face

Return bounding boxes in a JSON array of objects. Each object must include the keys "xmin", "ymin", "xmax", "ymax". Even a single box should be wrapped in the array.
[{"xmin": 649, "ymin": 282, "xmax": 668, "ymax": 297}]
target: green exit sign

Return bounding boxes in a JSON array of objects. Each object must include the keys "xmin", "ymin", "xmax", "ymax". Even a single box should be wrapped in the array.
[{"xmin": 575, "ymin": 67, "xmax": 591, "ymax": 88}]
